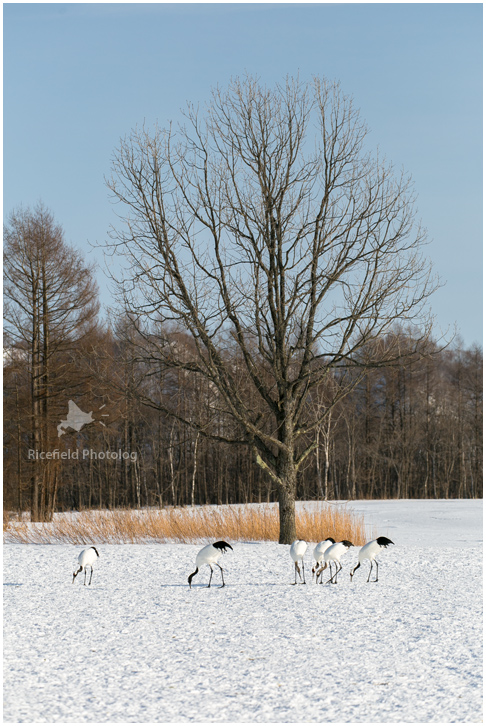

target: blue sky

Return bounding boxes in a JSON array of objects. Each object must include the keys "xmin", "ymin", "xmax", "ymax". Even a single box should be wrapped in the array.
[{"xmin": 4, "ymin": 3, "xmax": 483, "ymax": 346}]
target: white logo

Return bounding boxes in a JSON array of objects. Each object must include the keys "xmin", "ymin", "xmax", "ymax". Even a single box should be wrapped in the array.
[{"xmin": 57, "ymin": 401, "xmax": 108, "ymax": 438}]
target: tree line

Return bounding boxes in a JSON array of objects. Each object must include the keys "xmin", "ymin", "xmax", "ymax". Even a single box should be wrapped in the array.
[{"xmin": 4, "ymin": 230, "xmax": 482, "ymax": 519}]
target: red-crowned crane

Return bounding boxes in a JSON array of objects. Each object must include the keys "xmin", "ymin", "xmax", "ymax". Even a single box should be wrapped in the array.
[
  {"xmin": 290, "ymin": 540, "xmax": 308, "ymax": 585},
  {"xmin": 188, "ymin": 541, "xmax": 233, "ymax": 588},
  {"xmin": 72, "ymin": 547, "xmax": 99, "ymax": 586},
  {"xmin": 315, "ymin": 540, "xmax": 353, "ymax": 584},
  {"xmin": 350, "ymin": 537, "xmax": 394, "ymax": 582},
  {"xmin": 311, "ymin": 538, "xmax": 335, "ymax": 583}
]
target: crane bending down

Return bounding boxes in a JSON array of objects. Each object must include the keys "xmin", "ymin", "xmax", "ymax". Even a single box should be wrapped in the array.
[
  {"xmin": 315, "ymin": 540, "xmax": 353, "ymax": 584},
  {"xmin": 311, "ymin": 538, "xmax": 335, "ymax": 583},
  {"xmin": 72, "ymin": 547, "xmax": 99, "ymax": 586},
  {"xmin": 290, "ymin": 540, "xmax": 308, "ymax": 585},
  {"xmin": 188, "ymin": 541, "xmax": 233, "ymax": 588},
  {"xmin": 350, "ymin": 537, "xmax": 394, "ymax": 582}
]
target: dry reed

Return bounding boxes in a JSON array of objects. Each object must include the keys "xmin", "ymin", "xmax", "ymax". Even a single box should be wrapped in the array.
[{"xmin": 3, "ymin": 503, "xmax": 371, "ymax": 546}]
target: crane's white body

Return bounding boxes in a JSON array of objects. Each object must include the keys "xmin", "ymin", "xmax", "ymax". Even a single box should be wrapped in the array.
[
  {"xmin": 195, "ymin": 543, "xmax": 225, "ymax": 568},
  {"xmin": 350, "ymin": 537, "xmax": 394, "ymax": 582},
  {"xmin": 315, "ymin": 540, "xmax": 353, "ymax": 584},
  {"xmin": 290, "ymin": 540, "xmax": 308, "ymax": 584},
  {"xmin": 188, "ymin": 541, "xmax": 233, "ymax": 588},
  {"xmin": 312, "ymin": 538, "xmax": 335, "ymax": 582},
  {"xmin": 73, "ymin": 546, "xmax": 99, "ymax": 586},
  {"xmin": 290, "ymin": 540, "xmax": 307, "ymax": 562}
]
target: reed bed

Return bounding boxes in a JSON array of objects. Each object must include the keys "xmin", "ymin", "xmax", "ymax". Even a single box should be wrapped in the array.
[{"xmin": 3, "ymin": 503, "xmax": 371, "ymax": 546}]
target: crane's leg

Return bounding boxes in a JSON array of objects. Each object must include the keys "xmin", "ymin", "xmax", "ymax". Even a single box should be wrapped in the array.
[
  {"xmin": 374, "ymin": 561, "xmax": 379, "ymax": 582},
  {"xmin": 207, "ymin": 565, "xmax": 213, "ymax": 588},
  {"xmin": 367, "ymin": 561, "xmax": 373, "ymax": 582},
  {"xmin": 216, "ymin": 563, "xmax": 225, "ymax": 588},
  {"xmin": 333, "ymin": 563, "xmax": 342, "ymax": 584},
  {"xmin": 301, "ymin": 561, "xmax": 306, "ymax": 585},
  {"xmin": 325, "ymin": 563, "xmax": 335, "ymax": 584},
  {"xmin": 319, "ymin": 563, "xmax": 328, "ymax": 584},
  {"xmin": 88, "ymin": 566, "xmax": 93, "ymax": 586},
  {"xmin": 84, "ymin": 567, "xmax": 87, "ymax": 586}
]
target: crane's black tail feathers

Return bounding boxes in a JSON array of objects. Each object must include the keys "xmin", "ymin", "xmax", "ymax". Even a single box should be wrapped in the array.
[
  {"xmin": 213, "ymin": 541, "xmax": 233, "ymax": 553},
  {"xmin": 91, "ymin": 547, "xmax": 100, "ymax": 557},
  {"xmin": 376, "ymin": 537, "xmax": 394, "ymax": 547},
  {"xmin": 341, "ymin": 540, "xmax": 354, "ymax": 548}
]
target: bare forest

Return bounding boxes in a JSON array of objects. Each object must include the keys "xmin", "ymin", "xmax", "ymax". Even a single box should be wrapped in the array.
[{"xmin": 4, "ymin": 307, "xmax": 483, "ymax": 519}]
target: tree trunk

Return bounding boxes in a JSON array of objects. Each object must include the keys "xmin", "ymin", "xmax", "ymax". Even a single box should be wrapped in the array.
[
  {"xmin": 15, "ymin": 381, "xmax": 23, "ymax": 512},
  {"xmin": 31, "ymin": 295, "xmax": 41, "ymax": 521},
  {"xmin": 316, "ymin": 430, "xmax": 323, "ymax": 499},
  {"xmin": 278, "ymin": 482, "xmax": 297, "ymax": 544},
  {"xmin": 169, "ymin": 424, "xmax": 177, "ymax": 506},
  {"xmin": 276, "ymin": 447, "xmax": 297, "ymax": 544},
  {"xmin": 191, "ymin": 432, "xmax": 199, "ymax": 507}
]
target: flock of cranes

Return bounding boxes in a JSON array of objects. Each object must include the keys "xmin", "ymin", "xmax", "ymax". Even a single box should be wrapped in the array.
[
  {"xmin": 292, "ymin": 537, "xmax": 394, "ymax": 585},
  {"xmin": 72, "ymin": 537, "xmax": 394, "ymax": 588}
]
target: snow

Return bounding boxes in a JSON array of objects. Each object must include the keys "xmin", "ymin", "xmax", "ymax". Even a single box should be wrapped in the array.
[
  {"xmin": 333, "ymin": 499, "xmax": 482, "ymax": 548},
  {"xmin": 3, "ymin": 499, "xmax": 482, "ymax": 723}
]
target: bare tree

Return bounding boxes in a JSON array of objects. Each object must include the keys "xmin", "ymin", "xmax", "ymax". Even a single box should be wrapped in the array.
[
  {"xmin": 106, "ymin": 76, "xmax": 437, "ymax": 542},
  {"xmin": 4, "ymin": 203, "xmax": 99, "ymax": 520}
]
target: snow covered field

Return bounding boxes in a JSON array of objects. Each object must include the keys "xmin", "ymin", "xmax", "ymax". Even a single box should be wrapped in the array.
[{"xmin": 4, "ymin": 500, "xmax": 482, "ymax": 723}]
